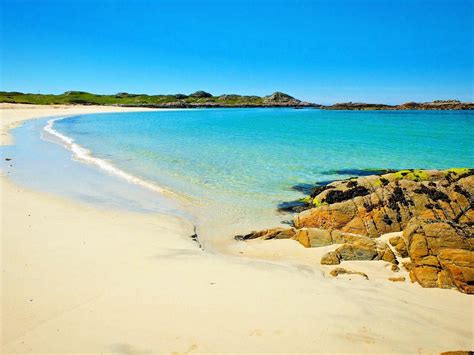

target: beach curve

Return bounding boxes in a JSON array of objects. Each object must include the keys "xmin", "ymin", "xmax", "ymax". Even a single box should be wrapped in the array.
[{"xmin": 1, "ymin": 104, "xmax": 473, "ymax": 354}]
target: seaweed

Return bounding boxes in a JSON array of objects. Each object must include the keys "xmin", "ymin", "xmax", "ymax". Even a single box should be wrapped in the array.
[
  {"xmin": 453, "ymin": 185, "xmax": 471, "ymax": 201},
  {"xmin": 346, "ymin": 180, "xmax": 358, "ymax": 188},
  {"xmin": 414, "ymin": 185, "xmax": 451, "ymax": 203},
  {"xmin": 322, "ymin": 186, "xmax": 370, "ymax": 204},
  {"xmin": 383, "ymin": 214, "xmax": 393, "ymax": 225}
]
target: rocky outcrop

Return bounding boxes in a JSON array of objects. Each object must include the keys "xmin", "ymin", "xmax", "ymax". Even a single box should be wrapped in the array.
[
  {"xmin": 294, "ymin": 169, "xmax": 473, "ymax": 237},
  {"xmin": 236, "ymin": 169, "xmax": 474, "ymax": 293}
]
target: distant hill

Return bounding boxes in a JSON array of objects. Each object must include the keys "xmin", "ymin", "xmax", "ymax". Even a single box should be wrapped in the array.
[
  {"xmin": 0, "ymin": 91, "xmax": 316, "ymax": 108},
  {"xmin": 1, "ymin": 91, "xmax": 472, "ymax": 110}
]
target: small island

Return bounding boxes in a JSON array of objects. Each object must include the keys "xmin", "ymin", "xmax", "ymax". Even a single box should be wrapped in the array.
[{"xmin": 322, "ymin": 100, "xmax": 474, "ymax": 110}]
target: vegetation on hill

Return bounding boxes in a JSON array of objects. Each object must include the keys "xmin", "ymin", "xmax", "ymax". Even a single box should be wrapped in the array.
[{"xmin": 0, "ymin": 91, "xmax": 314, "ymax": 108}]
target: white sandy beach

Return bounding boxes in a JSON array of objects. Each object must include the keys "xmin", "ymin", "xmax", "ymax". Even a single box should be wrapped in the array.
[{"xmin": 1, "ymin": 105, "xmax": 473, "ymax": 354}]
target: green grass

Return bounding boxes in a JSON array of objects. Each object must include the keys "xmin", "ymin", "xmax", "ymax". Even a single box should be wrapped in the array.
[
  {"xmin": 0, "ymin": 91, "xmax": 298, "ymax": 107},
  {"xmin": 445, "ymin": 168, "xmax": 470, "ymax": 176},
  {"xmin": 312, "ymin": 198, "xmax": 327, "ymax": 207},
  {"xmin": 391, "ymin": 169, "xmax": 430, "ymax": 182}
]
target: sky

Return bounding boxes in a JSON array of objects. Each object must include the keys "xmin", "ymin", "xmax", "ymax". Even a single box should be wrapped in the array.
[{"xmin": 0, "ymin": 0, "xmax": 472, "ymax": 104}]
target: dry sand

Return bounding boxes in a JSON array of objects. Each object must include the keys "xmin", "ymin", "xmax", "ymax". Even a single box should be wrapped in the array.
[{"xmin": 1, "ymin": 104, "xmax": 473, "ymax": 353}]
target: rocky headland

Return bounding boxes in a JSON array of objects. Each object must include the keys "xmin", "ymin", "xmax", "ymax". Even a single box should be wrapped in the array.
[
  {"xmin": 236, "ymin": 168, "xmax": 474, "ymax": 293},
  {"xmin": 322, "ymin": 100, "xmax": 474, "ymax": 110}
]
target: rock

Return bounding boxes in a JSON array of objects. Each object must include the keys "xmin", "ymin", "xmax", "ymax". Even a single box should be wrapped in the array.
[
  {"xmin": 320, "ymin": 239, "xmax": 397, "ymax": 265},
  {"xmin": 437, "ymin": 249, "xmax": 474, "ymax": 294},
  {"xmin": 295, "ymin": 228, "xmax": 332, "ymax": 248},
  {"xmin": 388, "ymin": 276, "xmax": 405, "ymax": 282},
  {"xmin": 416, "ymin": 255, "xmax": 440, "ymax": 267},
  {"xmin": 389, "ymin": 236, "xmax": 408, "ymax": 257},
  {"xmin": 336, "ymin": 243, "xmax": 378, "ymax": 261},
  {"xmin": 295, "ymin": 171, "xmax": 473, "ymax": 238},
  {"xmin": 407, "ymin": 233, "xmax": 429, "ymax": 261},
  {"xmin": 234, "ymin": 228, "xmax": 295, "ymax": 241},
  {"xmin": 320, "ymin": 251, "xmax": 340, "ymax": 265},
  {"xmin": 404, "ymin": 218, "xmax": 474, "ymax": 293},
  {"xmin": 330, "ymin": 230, "xmax": 370, "ymax": 244},
  {"xmin": 380, "ymin": 247, "xmax": 397, "ymax": 264},
  {"xmin": 436, "ymin": 270, "xmax": 455, "ymax": 289},
  {"xmin": 409, "ymin": 266, "xmax": 439, "ymax": 288},
  {"xmin": 402, "ymin": 261, "xmax": 414, "ymax": 271},
  {"xmin": 329, "ymin": 267, "xmax": 369, "ymax": 280}
]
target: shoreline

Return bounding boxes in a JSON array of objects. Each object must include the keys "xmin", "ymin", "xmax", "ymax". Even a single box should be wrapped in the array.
[
  {"xmin": 43, "ymin": 115, "xmax": 176, "ymax": 198},
  {"xmin": 1, "ymin": 104, "xmax": 473, "ymax": 353}
]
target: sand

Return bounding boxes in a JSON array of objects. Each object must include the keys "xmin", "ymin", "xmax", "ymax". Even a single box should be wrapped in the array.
[{"xmin": 1, "ymin": 104, "xmax": 473, "ymax": 353}]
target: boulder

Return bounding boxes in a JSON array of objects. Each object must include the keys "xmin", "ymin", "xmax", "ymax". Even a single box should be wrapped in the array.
[
  {"xmin": 295, "ymin": 228, "xmax": 332, "ymax": 247},
  {"xmin": 336, "ymin": 243, "xmax": 378, "ymax": 261},
  {"xmin": 320, "ymin": 239, "xmax": 397, "ymax": 265},
  {"xmin": 437, "ymin": 249, "xmax": 474, "ymax": 294},
  {"xmin": 409, "ymin": 266, "xmax": 439, "ymax": 288},
  {"xmin": 404, "ymin": 218, "xmax": 473, "ymax": 293},
  {"xmin": 321, "ymin": 251, "xmax": 340, "ymax": 265}
]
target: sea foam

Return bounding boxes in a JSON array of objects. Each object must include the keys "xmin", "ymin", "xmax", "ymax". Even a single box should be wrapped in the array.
[{"xmin": 43, "ymin": 116, "xmax": 175, "ymax": 197}]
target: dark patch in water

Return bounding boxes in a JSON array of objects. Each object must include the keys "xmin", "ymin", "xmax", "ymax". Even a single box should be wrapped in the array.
[
  {"xmin": 290, "ymin": 180, "xmax": 337, "ymax": 195},
  {"xmin": 320, "ymin": 168, "xmax": 396, "ymax": 177},
  {"xmin": 281, "ymin": 219, "xmax": 295, "ymax": 227},
  {"xmin": 277, "ymin": 200, "xmax": 308, "ymax": 213},
  {"xmin": 290, "ymin": 183, "xmax": 316, "ymax": 194}
]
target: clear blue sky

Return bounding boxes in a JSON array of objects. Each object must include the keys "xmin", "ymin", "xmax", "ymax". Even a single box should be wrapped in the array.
[{"xmin": 1, "ymin": 0, "xmax": 472, "ymax": 104}]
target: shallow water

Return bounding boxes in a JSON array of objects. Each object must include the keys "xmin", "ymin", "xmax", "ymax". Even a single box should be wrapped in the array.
[{"xmin": 2, "ymin": 109, "xmax": 473, "ymax": 247}]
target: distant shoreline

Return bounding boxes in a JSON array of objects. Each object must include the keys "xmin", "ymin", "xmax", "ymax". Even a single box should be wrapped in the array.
[{"xmin": 1, "ymin": 91, "xmax": 473, "ymax": 110}]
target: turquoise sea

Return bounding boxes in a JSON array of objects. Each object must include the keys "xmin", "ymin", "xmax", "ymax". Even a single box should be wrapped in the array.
[{"xmin": 3, "ymin": 108, "xmax": 473, "ymax": 247}]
